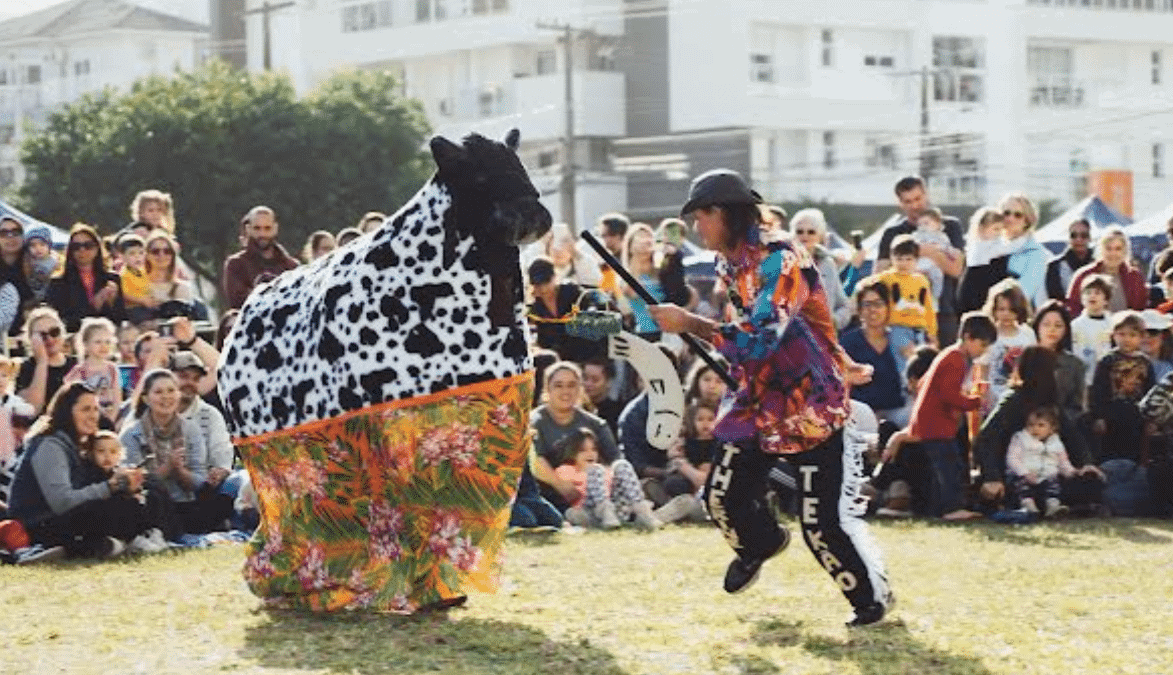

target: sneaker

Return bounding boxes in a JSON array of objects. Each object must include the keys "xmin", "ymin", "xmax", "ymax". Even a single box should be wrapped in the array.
[
  {"xmin": 148, "ymin": 528, "xmax": 169, "ymax": 550},
  {"xmin": 1044, "ymin": 498, "xmax": 1068, "ymax": 518},
  {"xmin": 722, "ymin": 525, "xmax": 790, "ymax": 594},
  {"xmin": 630, "ymin": 500, "xmax": 663, "ymax": 531},
  {"xmin": 592, "ymin": 501, "xmax": 622, "ymax": 530},
  {"xmin": 129, "ymin": 534, "xmax": 154, "ymax": 554},
  {"xmin": 14, "ymin": 544, "xmax": 66, "ymax": 566},
  {"xmin": 563, "ymin": 506, "xmax": 593, "ymax": 528},
  {"xmin": 875, "ymin": 506, "xmax": 913, "ymax": 518},
  {"xmin": 847, "ymin": 590, "xmax": 896, "ymax": 628},
  {"xmin": 1020, "ymin": 497, "xmax": 1039, "ymax": 514}
]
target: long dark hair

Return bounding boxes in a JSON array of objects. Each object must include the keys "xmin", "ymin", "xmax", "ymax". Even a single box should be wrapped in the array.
[
  {"xmin": 28, "ymin": 381, "xmax": 98, "ymax": 449},
  {"xmin": 57, "ymin": 222, "xmax": 109, "ymax": 279},
  {"xmin": 1013, "ymin": 345, "xmax": 1058, "ymax": 413},
  {"xmin": 1032, "ymin": 300, "xmax": 1073, "ymax": 353},
  {"xmin": 133, "ymin": 368, "xmax": 178, "ymax": 420},
  {"xmin": 716, "ymin": 203, "xmax": 764, "ymax": 251}
]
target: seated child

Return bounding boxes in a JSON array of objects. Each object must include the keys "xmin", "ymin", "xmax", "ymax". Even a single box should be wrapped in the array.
[
  {"xmin": 876, "ymin": 234, "xmax": 937, "ymax": 357},
  {"xmin": 1006, "ymin": 406, "xmax": 1077, "ymax": 517},
  {"xmin": 0, "ymin": 356, "xmax": 34, "ymax": 473},
  {"xmin": 553, "ymin": 427, "xmax": 662, "ymax": 530},
  {"xmin": 1089, "ymin": 311, "xmax": 1155, "ymax": 463},
  {"xmin": 79, "ymin": 431, "xmax": 169, "ymax": 553},
  {"xmin": 118, "ymin": 234, "xmax": 152, "ymax": 325}
]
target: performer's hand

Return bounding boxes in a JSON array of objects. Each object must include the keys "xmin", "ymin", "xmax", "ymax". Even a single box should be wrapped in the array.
[
  {"xmin": 647, "ymin": 304, "xmax": 695, "ymax": 334},
  {"xmin": 207, "ymin": 467, "xmax": 230, "ymax": 487}
]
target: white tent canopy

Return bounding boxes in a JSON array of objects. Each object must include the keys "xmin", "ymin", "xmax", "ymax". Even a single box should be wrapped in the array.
[
  {"xmin": 0, "ymin": 200, "xmax": 69, "ymax": 246},
  {"xmin": 1034, "ymin": 196, "xmax": 1133, "ymax": 246},
  {"xmin": 1128, "ymin": 202, "xmax": 1173, "ymax": 239}
]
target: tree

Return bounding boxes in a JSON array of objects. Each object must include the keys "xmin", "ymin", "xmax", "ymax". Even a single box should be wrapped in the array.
[{"xmin": 18, "ymin": 61, "xmax": 432, "ymax": 310}]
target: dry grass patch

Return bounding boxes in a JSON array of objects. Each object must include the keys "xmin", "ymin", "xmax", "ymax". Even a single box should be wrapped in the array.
[{"xmin": 3, "ymin": 518, "xmax": 1172, "ymax": 675}]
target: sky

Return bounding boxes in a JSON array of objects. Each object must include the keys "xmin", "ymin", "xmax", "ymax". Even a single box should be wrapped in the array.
[{"xmin": 0, "ymin": 0, "xmax": 209, "ymax": 23}]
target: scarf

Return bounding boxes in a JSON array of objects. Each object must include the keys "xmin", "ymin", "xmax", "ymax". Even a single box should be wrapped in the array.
[{"xmin": 141, "ymin": 412, "xmax": 186, "ymax": 472}]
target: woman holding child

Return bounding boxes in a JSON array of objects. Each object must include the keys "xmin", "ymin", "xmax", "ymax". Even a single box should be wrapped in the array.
[
  {"xmin": 997, "ymin": 192, "xmax": 1050, "ymax": 311},
  {"xmin": 7, "ymin": 382, "xmax": 163, "ymax": 559},
  {"xmin": 973, "ymin": 346, "xmax": 1102, "ymax": 511}
]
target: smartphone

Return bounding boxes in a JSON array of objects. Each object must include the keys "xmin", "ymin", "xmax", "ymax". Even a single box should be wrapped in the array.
[
  {"xmin": 851, "ymin": 230, "xmax": 864, "ymax": 248},
  {"xmin": 158, "ymin": 323, "xmax": 173, "ymax": 338},
  {"xmin": 118, "ymin": 364, "xmax": 136, "ymax": 393}
]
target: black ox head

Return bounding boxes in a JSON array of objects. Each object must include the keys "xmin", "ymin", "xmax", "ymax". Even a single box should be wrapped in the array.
[{"xmin": 429, "ymin": 129, "xmax": 552, "ymax": 250}]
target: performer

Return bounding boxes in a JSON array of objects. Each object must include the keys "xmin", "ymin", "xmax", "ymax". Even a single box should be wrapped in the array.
[{"xmin": 649, "ymin": 169, "xmax": 894, "ymax": 626}]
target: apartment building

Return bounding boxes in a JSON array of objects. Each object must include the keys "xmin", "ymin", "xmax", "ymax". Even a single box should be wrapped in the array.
[
  {"xmin": 249, "ymin": 0, "xmax": 1173, "ymax": 224},
  {"xmin": 0, "ymin": 0, "xmax": 208, "ymax": 192}
]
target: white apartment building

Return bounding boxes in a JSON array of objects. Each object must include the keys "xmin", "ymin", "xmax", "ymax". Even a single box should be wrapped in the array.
[
  {"xmin": 255, "ymin": 0, "xmax": 1173, "ymax": 225},
  {"xmin": 0, "ymin": 0, "xmax": 208, "ymax": 192}
]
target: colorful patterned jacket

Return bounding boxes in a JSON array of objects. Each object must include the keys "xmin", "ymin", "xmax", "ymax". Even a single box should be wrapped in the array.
[{"xmin": 710, "ymin": 227, "xmax": 850, "ymax": 455}]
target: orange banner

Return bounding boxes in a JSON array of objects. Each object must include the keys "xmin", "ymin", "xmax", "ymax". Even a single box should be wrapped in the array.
[{"xmin": 1087, "ymin": 170, "xmax": 1133, "ymax": 217}]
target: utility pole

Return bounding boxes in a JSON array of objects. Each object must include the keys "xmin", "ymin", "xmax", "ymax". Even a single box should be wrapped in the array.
[
  {"xmin": 919, "ymin": 65, "xmax": 931, "ymax": 184},
  {"xmin": 537, "ymin": 21, "xmax": 588, "ymax": 233},
  {"xmin": 243, "ymin": 0, "xmax": 295, "ymax": 71}
]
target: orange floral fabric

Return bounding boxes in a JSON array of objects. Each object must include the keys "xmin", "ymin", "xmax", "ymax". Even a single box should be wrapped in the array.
[{"xmin": 236, "ymin": 372, "xmax": 534, "ymax": 613}]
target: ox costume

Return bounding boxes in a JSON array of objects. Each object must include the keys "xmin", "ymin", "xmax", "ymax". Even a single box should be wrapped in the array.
[
  {"xmin": 218, "ymin": 131, "xmax": 552, "ymax": 612},
  {"xmin": 680, "ymin": 170, "xmax": 893, "ymax": 626}
]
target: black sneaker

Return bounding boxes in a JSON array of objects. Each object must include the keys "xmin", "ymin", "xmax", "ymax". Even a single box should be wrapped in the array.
[
  {"xmin": 847, "ymin": 590, "xmax": 896, "ymax": 627},
  {"xmin": 723, "ymin": 525, "xmax": 790, "ymax": 594},
  {"xmin": 15, "ymin": 544, "xmax": 66, "ymax": 566}
]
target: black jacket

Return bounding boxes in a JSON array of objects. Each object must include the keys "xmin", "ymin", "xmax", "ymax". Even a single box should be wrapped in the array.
[{"xmin": 45, "ymin": 269, "xmax": 125, "ymax": 333}]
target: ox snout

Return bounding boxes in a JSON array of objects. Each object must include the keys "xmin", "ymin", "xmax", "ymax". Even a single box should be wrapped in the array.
[{"xmin": 500, "ymin": 196, "xmax": 552, "ymax": 246}]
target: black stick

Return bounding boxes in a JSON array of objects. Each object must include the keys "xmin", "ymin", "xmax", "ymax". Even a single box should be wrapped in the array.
[{"xmin": 580, "ymin": 230, "xmax": 739, "ymax": 390}]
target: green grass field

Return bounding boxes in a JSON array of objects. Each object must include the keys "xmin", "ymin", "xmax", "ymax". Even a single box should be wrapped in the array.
[{"xmin": 4, "ymin": 518, "xmax": 1172, "ymax": 675}]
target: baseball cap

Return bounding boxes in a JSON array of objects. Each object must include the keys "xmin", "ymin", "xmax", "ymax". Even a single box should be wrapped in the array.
[
  {"xmin": 1141, "ymin": 309, "xmax": 1173, "ymax": 332},
  {"xmin": 680, "ymin": 169, "xmax": 762, "ymax": 217},
  {"xmin": 170, "ymin": 350, "xmax": 207, "ymax": 374}
]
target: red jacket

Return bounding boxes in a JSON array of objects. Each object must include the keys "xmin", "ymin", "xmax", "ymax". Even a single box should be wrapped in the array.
[
  {"xmin": 1065, "ymin": 261, "xmax": 1147, "ymax": 316},
  {"xmin": 909, "ymin": 344, "xmax": 982, "ymax": 441},
  {"xmin": 222, "ymin": 241, "xmax": 300, "ymax": 309}
]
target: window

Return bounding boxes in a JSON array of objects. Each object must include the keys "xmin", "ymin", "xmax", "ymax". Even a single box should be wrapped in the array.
[
  {"xmin": 73, "ymin": 60, "xmax": 90, "ymax": 76},
  {"xmin": 342, "ymin": 1, "xmax": 393, "ymax": 32},
  {"xmin": 864, "ymin": 55, "xmax": 894, "ymax": 68},
  {"xmin": 0, "ymin": 167, "xmax": 14, "ymax": 189},
  {"xmin": 866, "ymin": 138, "xmax": 898, "ymax": 169},
  {"xmin": 933, "ymin": 36, "xmax": 984, "ymax": 102},
  {"xmin": 537, "ymin": 149, "xmax": 558, "ymax": 168},
  {"xmin": 434, "ymin": 0, "xmax": 448, "ymax": 20},
  {"xmin": 416, "ymin": 0, "xmax": 431, "ymax": 22},
  {"xmin": 1154, "ymin": 50, "xmax": 1162, "ymax": 85},
  {"xmin": 1154, "ymin": 143, "xmax": 1164, "ymax": 178},
  {"xmin": 1028, "ymin": 46, "xmax": 1080, "ymax": 106},
  {"xmin": 822, "ymin": 131, "xmax": 835, "ymax": 169},
  {"xmin": 0, "ymin": 69, "xmax": 7, "ymax": 85},
  {"xmin": 25, "ymin": 65, "xmax": 41, "ymax": 84},
  {"xmin": 750, "ymin": 53, "xmax": 774, "ymax": 83},
  {"xmin": 0, "ymin": 125, "xmax": 13, "ymax": 144},
  {"xmin": 821, "ymin": 29, "xmax": 833, "ymax": 67},
  {"xmin": 536, "ymin": 50, "xmax": 556, "ymax": 75}
]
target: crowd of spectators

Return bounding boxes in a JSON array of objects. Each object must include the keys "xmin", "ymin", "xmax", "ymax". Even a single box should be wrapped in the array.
[{"xmin": 3, "ymin": 174, "xmax": 1173, "ymax": 565}]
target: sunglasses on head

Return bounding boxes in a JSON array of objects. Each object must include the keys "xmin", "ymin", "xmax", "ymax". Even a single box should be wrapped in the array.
[
  {"xmin": 69, "ymin": 240, "xmax": 97, "ymax": 251},
  {"xmin": 38, "ymin": 326, "xmax": 62, "ymax": 340},
  {"xmin": 1002, "ymin": 210, "xmax": 1026, "ymax": 219}
]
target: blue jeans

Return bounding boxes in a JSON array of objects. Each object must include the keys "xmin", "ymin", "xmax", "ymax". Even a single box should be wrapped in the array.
[{"xmin": 921, "ymin": 439, "xmax": 966, "ymax": 516}]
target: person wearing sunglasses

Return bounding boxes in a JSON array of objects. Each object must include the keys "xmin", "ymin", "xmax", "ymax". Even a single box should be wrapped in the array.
[
  {"xmin": 1066, "ymin": 225, "xmax": 1148, "ymax": 316},
  {"xmin": 1146, "ymin": 216, "xmax": 1173, "ymax": 287},
  {"xmin": 0, "ymin": 216, "xmax": 34, "ymax": 334},
  {"xmin": 1045, "ymin": 218, "xmax": 1094, "ymax": 303},
  {"xmin": 44, "ymin": 223, "xmax": 125, "ymax": 333},
  {"xmin": 135, "ymin": 231, "xmax": 192, "ymax": 328},
  {"xmin": 789, "ymin": 208, "xmax": 854, "ymax": 332},
  {"xmin": 15, "ymin": 306, "xmax": 78, "ymax": 416},
  {"xmin": 995, "ymin": 191, "xmax": 1050, "ymax": 312}
]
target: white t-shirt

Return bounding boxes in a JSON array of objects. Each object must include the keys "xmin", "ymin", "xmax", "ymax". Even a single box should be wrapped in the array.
[
  {"xmin": 1071, "ymin": 313, "xmax": 1114, "ymax": 385},
  {"xmin": 977, "ymin": 323, "xmax": 1038, "ymax": 413}
]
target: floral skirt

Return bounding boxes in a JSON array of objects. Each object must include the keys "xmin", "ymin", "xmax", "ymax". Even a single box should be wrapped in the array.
[{"xmin": 236, "ymin": 373, "xmax": 534, "ymax": 613}]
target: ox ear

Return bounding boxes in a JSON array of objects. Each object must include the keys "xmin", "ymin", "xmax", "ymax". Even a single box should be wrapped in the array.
[
  {"xmin": 503, "ymin": 128, "xmax": 521, "ymax": 151},
  {"xmin": 429, "ymin": 135, "xmax": 465, "ymax": 169}
]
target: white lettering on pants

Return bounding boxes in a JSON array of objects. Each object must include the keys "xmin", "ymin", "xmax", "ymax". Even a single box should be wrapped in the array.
[
  {"xmin": 802, "ymin": 469, "xmax": 859, "ymax": 592},
  {"xmin": 707, "ymin": 443, "xmax": 740, "ymax": 549}
]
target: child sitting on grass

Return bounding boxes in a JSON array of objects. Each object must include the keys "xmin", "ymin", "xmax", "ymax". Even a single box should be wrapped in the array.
[
  {"xmin": 1006, "ymin": 406, "xmax": 1076, "ymax": 517},
  {"xmin": 1089, "ymin": 311, "xmax": 1154, "ymax": 464},
  {"xmin": 554, "ymin": 427, "xmax": 662, "ymax": 530},
  {"xmin": 78, "ymin": 431, "xmax": 168, "ymax": 553}
]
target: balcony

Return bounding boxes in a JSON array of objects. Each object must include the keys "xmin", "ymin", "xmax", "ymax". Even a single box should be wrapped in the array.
[
  {"xmin": 433, "ymin": 70, "xmax": 625, "ymax": 141},
  {"xmin": 1029, "ymin": 76, "xmax": 1086, "ymax": 108}
]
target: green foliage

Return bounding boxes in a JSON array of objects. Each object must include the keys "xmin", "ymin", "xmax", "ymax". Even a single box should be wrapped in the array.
[{"xmin": 18, "ymin": 61, "xmax": 432, "ymax": 308}]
